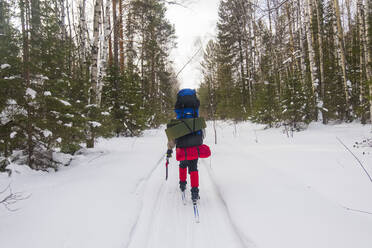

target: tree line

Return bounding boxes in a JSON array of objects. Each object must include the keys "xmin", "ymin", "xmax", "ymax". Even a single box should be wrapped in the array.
[
  {"xmin": 0, "ymin": 0, "xmax": 179, "ymax": 170},
  {"xmin": 199, "ymin": 0, "xmax": 371, "ymax": 129}
]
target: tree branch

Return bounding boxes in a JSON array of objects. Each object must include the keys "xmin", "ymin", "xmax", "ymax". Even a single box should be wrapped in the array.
[
  {"xmin": 336, "ymin": 137, "xmax": 372, "ymax": 183},
  {"xmin": 0, "ymin": 184, "xmax": 31, "ymax": 211},
  {"xmin": 175, "ymin": 46, "xmax": 203, "ymax": 78}
]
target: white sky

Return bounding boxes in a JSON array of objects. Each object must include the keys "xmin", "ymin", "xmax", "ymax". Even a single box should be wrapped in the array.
[{"xmin": 165, "ymin": 0, "xmax": 220, "ymax": 89}]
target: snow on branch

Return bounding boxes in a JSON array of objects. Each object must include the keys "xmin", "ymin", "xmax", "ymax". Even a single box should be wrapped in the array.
[{"xmin": 162, "ymin": 0, "xmax": 190, "ymax": 8}]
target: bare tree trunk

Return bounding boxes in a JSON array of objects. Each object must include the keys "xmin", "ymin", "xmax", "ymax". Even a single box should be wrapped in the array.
[
  {"xmin": 333, "ymin": 0, "xmax": 350, "ymax": 119},
  {"xmin": 314, "ymin": 0, "xmax": 326, "ymax": 123},
  {"xmin": 286, "ymin": 2, "xmax": 296, "ymax": 74},
  {"xmin": 235, "ymin": 0, "xmax": 247, "ymax": 110},
  {"xmin": 364, "ymin": 1, "xmax": 372, "ymax": 125},
  {"xmin": 98, "ymin": 0, "xmax": 111, "ymax": 106},
  {"xmin": 298, "ymin": 0, "xmax": 306, "ymax": 83},
  {"xmin": 267, "ymin": 0, "xmax": 272, "ymax": 34},
  {"xmin": 344, "ymin": 0, "xmax": 353, "ymax": 60},
  {"xmin": 248, "ymin": 8, "xmax": 255, "ymax": 108},
  {"xmin": 108, "ymin": 2, "xmax": 113, "ymax": 66},
  {"xmin": 60, "ymin": 0, "xmax": 66, "ymax": 42},
  {"xmin": 345, "ymin": 0, "xmax": 353, "ymax": 32},
  {"xmin": 112, "ymin": 0, "xmax": 120, "ymax": 136},
  {"xmin": 241, "ymin": 1, "xmax": 252, "ymax": 110},
  {"xmin": 90, "ymin": 0, "xmax": 103, "ymax": 106},
  {"xmin": 119, "ymin": 0, "xmax": 124, "ymax": 72},
  {"xmin": 66, "ymin": 0, "xmax": 73, "ymax": 75},
  {"xmin": 112, "ymin": 0, "xmax": 119, "ymax": 68},
  {"xmin": 70, "ymin": 0, "xmax": 78, "ymax": 76},
  {"xmin": 86, "ymin": 0, "xmax": 103, "ymax": 149},
  {"xmin": 305, "ymin": 0, "xmax": 318, "ymax": 120},
  {"xmin": 79, "ymin": 0, "xmax": 87, "ymax": 69},
  {"xmin": 358, "ymin": 0, "xmax": 367, "ymax": 123},
  {"xmin": 305, "ymin": 0, "xmax": 316, "ymax": 91},
  {"xmin": 237, "ymin": 38, "xmax": 246, "ymax": 107},
  {"xmin": 20, "ymin": 0, "xmax": 34, "ymax": 169}
]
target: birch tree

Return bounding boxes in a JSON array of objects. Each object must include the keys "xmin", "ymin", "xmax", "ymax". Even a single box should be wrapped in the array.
[
  {"xmin": 314, "ymin": 0, "xmax": 326, "ymax": 123},
  {"xmin": 78, "ymin": 0, "xmax": 88, "ymax": 67},
  {"xmin": 363, "ymin": 1, "xmax": 372, "ymax": 125},
  {"xmin": 333, "ymin": 0, "xmax": 350, "ymax": 119},
  {"xmin": 305, "ymin": 0, "xmax": 317, "ymax": 94},
  {"xmin": 90, "ymin": 0, "xmax": 103, "ymax": 106}
]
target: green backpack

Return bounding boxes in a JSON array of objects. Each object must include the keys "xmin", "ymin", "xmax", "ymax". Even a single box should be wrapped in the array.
[{"xmin": 165, "ymin": 117, "xmax": 206, "ymax": 141}]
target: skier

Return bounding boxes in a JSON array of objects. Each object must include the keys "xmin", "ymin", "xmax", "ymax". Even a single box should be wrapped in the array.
[{"xmin": 165, "ymin": 88, "xmax": 209, "ymax": 203}]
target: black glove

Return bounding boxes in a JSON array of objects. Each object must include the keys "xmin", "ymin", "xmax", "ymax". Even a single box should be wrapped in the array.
[{"xmin": 166, "ymin": 149, "xmax": 173, "ymax": 158}]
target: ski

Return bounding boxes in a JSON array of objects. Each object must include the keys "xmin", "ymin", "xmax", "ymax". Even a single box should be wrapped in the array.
[
  {"xmin": 193, "ymin": 201, "xmax": 200, "ymax": 223},
  {"xmin": 181, "ymin": 191, "xmax": 187, "ymax": 205}
]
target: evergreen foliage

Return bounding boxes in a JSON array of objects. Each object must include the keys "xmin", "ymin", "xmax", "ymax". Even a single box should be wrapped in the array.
[
  {"xmin": 199, "ymin": 0, "xmax": 372, "ymax": 129},
  {"xmin": 0, "ymin": 0, "xmax": 178, "ymax": 170}
]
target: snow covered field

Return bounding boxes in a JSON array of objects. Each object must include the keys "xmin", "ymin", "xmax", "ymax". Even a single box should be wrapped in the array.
[{"xmin": 1, "ymin": 122, "xmax": 372, "ymax": 248}]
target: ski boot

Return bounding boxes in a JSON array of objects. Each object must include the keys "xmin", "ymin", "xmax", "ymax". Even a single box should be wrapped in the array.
[
  {"xmin": 179, "ymin": 181, "xmax": 187, "ymax": 192},
  {"xmin": 191, "ymin": 187, "xmax": 200, "ymax": 203}
]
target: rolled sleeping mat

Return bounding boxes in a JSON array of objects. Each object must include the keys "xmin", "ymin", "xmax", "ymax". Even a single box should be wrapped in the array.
[{"xmin": 165, "ymin": 117, "xmax": 206, "ymax": 140}]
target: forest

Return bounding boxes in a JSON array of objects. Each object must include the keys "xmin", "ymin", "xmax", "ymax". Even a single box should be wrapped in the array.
[
  {"xmin": 0, "ymin": 0, "xmax": 371, "ymax": 170},
  {"xmin": 199, "ymin": 0, "xmax": 371, "ymax": 128},
  {"xmin": 0, "ymin": 0, "xmax": 179, "ymax": 170}
]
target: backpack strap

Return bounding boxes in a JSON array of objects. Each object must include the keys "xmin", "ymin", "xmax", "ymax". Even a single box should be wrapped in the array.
[
  {"xmin": 192, "ymin": 104, "xmax": 196, "ymax": 132},
  {"xmin": 192, "ymin": 111, "xmax": 195, "ymax": 132}
]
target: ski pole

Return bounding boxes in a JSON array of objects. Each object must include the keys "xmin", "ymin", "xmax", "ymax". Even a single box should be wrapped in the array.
[{"xmin": 165, "ymin": 158, "xmax": 169, "ymax": 180}]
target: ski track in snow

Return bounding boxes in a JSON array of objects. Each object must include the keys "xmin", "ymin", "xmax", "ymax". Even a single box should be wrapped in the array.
[
  {"xmin": 125, "ymin": 157, "xmax": 255, "ymax": 248},
  {"xmin": 202, "ymin": 160, "xmax": 256, "ymax": 248},
  {"xmin": 124, "ymin": 154, "xmax": 166, "ymax": 248}
]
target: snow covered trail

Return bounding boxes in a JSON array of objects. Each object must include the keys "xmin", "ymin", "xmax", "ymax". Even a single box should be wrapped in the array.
[
  {"xmin": 126, "ymin": 155, "xmax": 253, "ymax": 248},
  {"xmin": 205, "ymin": 122, "xmax": 372, "ymax": 248},
  {"xmin": 1, "ymin": 122, "xmax": 372, "ymax": 248}
]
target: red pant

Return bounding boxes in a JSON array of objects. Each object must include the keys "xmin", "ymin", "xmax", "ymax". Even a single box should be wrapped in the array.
[{"xmin": 179, "ymin": 159, "xmax": 199, "ymax": 188}]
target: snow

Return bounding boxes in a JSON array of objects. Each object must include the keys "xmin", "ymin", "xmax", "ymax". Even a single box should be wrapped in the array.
[
  {"xmin": 1, "ymin": 122, "xmax": 372, "ymax": 248},
  {"xmin": 313, "ymin": 78, "xmax": 319, "ymax": 87},
  {"xmin": 42, "ymin": 130, "xmax": 52, "ymax": 138},
  {"xmin": 101, "ymin": 111, "xmax": 110, "ymax": 116},
  {"xmin": 56, "ymin": 137, "xmax": 62, "ymax": 143},
  {"xmin": 10, "ymin": 132, "xmax": 17, "ymax": 139},
  {"xmin": 58, "ymin": 99, "xmax": 71, "ymax": 106},
  {"xmin": 30, "ymin": 75, "xmax": 49, "ymax": 85},
  {"xmin": 43, "ymin": 91, "xmax": 52, "ymax": 96},
  {"xmin": 53, "ymin": 152, "xmax": 73, "ymax": 166},
  {"xmin": 1, "ymin": 64, "xmax": 11, "ymax": 69},
  {"xmin": 86, "ymin": 104, "xmax": 98, "ymax": 108},
  {"xmin": 37, "ymin": 75, "xmax": 49, "ymax": 81},
  {"xmin": 6, "ymin": 99, "xmax": 17, "ymax": 105},
  {"xmin": 283, "ymin": 57, "xmax": 292, "ymax": 64},
  {"xmin": 89, "ymin": 121, "xmax": 102, "ymax": 128},
  {"xmin": 25, "ymin": 88, "xmax": 36, "ymax": 99},
  {"xmin": 0, "ymin": 105, "xmax": 27, "ymax": 125}
]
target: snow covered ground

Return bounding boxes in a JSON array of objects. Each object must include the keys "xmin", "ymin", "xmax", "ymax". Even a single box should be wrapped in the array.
[{"xmin": 1, "ymin": 122, "xmax": 372, "ymax": 248}]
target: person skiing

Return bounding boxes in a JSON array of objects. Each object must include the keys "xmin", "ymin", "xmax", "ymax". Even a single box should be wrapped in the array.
[{"xmin": 165, "ymin": 88, "xmax": 209, "ymax": 203}]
